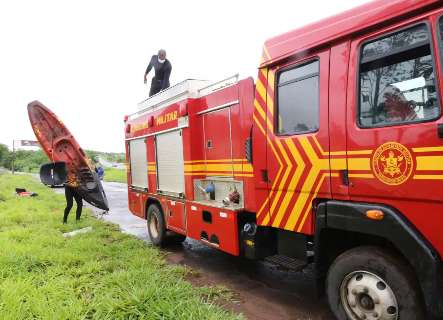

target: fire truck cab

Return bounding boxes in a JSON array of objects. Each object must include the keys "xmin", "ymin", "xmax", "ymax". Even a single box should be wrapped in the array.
[{"xmin": 125, "ymin": 1, "xmax": 443, "ymax": 319}]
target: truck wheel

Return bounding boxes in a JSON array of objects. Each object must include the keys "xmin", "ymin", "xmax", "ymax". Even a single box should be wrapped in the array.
[
  {"xmin": 326, "ymin": 246, "xmax": 424, "ymax": 320},
  {"xmin": 147, "ymin": 204, "xmax": 166, "ymax": 246}
]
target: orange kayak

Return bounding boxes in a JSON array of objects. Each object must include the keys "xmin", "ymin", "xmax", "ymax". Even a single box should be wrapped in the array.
[{"xmin": 27, "ymin": 100, "xmax": 109, "ymax": 211}]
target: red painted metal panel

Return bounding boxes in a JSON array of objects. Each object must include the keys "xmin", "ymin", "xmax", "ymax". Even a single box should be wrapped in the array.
[
  {"xmin": 261, "ymin": 0, "xmax": 441, "ymax": 67},
  {"xmin": 252, "ymin": 69, "xmax": 271, "ymax": 224},
  {"xmin": 260, "ymin": 50, "xmax": 331, "ymax": 235},
  {"xmin": 346, "ymin": 11, "xmax": 443, "ymax": 257},
  {"xmin": 329, "ymin": 42, "xmax": 351, "ymax": 200},
  {"xmin": 185, "ymin": 202, "xmax": 239, "ymax": 256},
  {"xmin": 237, "ymin": 78, "xmax": 256, "ymax": 211},
  {"xmin": 204, "ymin": 108, "xmax": 233, "ymax": 166},
  {"xmin": 146, "ymin": 136, "xmax": 157, "ymax": 192},
  {"xmin": 125, "ymin": 103, "xmax": 181, "ymax": 139},
  {"xmin": 128, "ymin": 191, "xmax": 143, "ymax": 218},
  {"xmin": 165, "ymin": 200, "xmax": 186, "ymax": 234}
]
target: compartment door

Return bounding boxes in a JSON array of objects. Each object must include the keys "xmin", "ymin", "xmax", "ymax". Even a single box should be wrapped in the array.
[
  {"xmin": 203, "ymin": 108, "xmax": 233, "ymax": 176},
  {"xmin": 129, "ymin": 138, "xmax": 148, "ymax": 190},
  {"xmin": 156, "ymin": 130, "xmax": 185, "ymax": 196},
  {"xmin": 165, "ymin": 200, "xmax": 186, "ymax": 234}
]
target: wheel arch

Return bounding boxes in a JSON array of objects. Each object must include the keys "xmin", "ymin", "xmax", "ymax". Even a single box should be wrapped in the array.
[
  {"xmin": 144, "ymin": 197, "xmax": 163, "ymax": 220},
  {"xmin": 314, "ymin": 200, "xmax": 443, "ymax": 320}
]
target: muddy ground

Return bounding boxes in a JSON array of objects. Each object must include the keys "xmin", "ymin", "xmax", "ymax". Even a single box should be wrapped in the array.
[{"xmin": 90, "ymin": 181, "xmax": 336, "ymax": 320}]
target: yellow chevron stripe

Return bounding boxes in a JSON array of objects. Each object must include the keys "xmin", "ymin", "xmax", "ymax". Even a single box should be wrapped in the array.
[
  {"xmin": 261, "ymin": 144, "xmax": 284, "ymax": 221},
  {"xmin": 413, "ymin": 174, "xmax": 443, "ymax": 180},
  {"xmin": 416, "ymin": 156, "xmax": 443, "ymax": 171},
  {"xmin": 268, "ymin": 138, "xmax": 292, "ymax": 226},
  {"xmin": 348, "ymin": 158, "xmax": 371, "ymax": 171},
  {"xmin": 253, "ymin": 115, "xmax": 270, "ymax": 218},
  {"xmin": 254, "ymin": 100, "xmax": 267, "ymax": 121},
  {"xmin": 263, "ymin": 71, "xmax": 289, "ymax": 226},
  {"xmin": 184, "ymin": 163, "xmax": 253, "ymax": 173},
  {"xmin": 184, "ymin": 172, "xmax": 254, "ymax": 177},
  {"xmin": 254, "ymin": 72, "xmax": 285, "ymax": 224},
  {"xmin": 312, "ymin": 136, "xmax": 372, "ymax": 156},
  {"xmin": 301, "ymin": 137, "xmax": 329, "ymax": 170},
  {"xmin": 184, "ymin": 159, "xmax": 247, "ymax": 164},
  {"xmin": 147, "ymin": 165, "xmax": 156, "ymax": 171},
  {"xmin": 296, "ymin": 173, "xmax": 332, "ymax": 232},
  {"xmin": 254, "ymin": 99, "xmax": 274, "ymax": 133},
  {"xmin": 348, "ymin": 173, "xmax": 374, "ymax": 179},
  {"xmin": 256, "ymin": 76, "xmax": 267, "ymax": 103},
  {"xmin": 253, "ymin": 113, "xmax": 281, "ymax": 221},
  {"xmin": 271, "ymin": 139, "xmax": 305, "ymax": 227},
  {"xmin": 285, "ymin": 137, "xmax": 329, "ymax": 230},
  {"xmin": 330, "ymin": 158, "xmax": 347, "ymax": 171},
  {"xmin": 348, "ymin": 150, "xmax": 373, "ymax": 155},
  {"xmin": 413, "ymin": 146, "xmax": 443, "ymax": 153},
  {"xmin": 267, "ymin": 70, "xmax": 275, "ymax": 116},
  {"xmin": 312, "ymin": 136, "xmax": 328, "ymax": 156}
]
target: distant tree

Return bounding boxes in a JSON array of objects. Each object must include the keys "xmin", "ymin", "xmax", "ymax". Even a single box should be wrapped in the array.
[
  {"xmin": 0, "ymin": 144, "xmax": 10, "ymax": 168},
  {"xmin": 9, "ymin": 149, "xmax": 48, "ymax": 172}
]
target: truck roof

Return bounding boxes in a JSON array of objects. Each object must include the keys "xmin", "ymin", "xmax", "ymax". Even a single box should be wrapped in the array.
[
  {"xmin": 131, "ymin": 75, "xmax": 239, "ymax": 120},
  {"xmin": 260, "ymin": 0, "xmax": 441, "ymax": 67}
]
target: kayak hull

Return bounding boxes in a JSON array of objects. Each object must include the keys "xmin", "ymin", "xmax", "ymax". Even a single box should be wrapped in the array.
[{"xmin": 28, "ymin": 100, "xmax": 109, "ymax": 211}]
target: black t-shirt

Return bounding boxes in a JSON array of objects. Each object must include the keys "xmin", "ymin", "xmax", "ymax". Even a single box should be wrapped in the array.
[{"xmin": 145, "ymin": 55, "xmax": 172, "ymax": 89}]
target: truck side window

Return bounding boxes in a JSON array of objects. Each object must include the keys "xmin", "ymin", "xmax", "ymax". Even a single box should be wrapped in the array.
[
  {"xmin": 359, "ymin": 24, "xmax": 440, "ymax": 127},
  {"xmin": 277, "ymin": 60, "xmax": 319, "ymax": 135}
]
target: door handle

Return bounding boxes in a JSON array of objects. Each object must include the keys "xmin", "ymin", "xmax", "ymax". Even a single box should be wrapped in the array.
[
  {"xmin": 341, "ymin": 170, "xmax": 349, "ymax": 186},
  {"xmin": 438, "ymin": 124, "xmax": 443, "ymax": 138},
  {"xmin": 261, "ymin": 169, "xmax": 270, "ymax": 183}
]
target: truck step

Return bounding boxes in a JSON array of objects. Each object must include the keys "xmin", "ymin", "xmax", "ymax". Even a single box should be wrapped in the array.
[{"xmin": 264, "ymin": 255, "xmax": 308, "ymax": 272}]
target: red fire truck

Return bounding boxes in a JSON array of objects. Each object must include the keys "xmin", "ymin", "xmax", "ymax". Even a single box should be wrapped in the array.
[{"xmin": 125, "ymin": 1, "xmax": 443, "ymax": 319}]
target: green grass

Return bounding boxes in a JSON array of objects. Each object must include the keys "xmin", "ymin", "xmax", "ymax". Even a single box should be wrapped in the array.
[
  {"xmin": 103, "ymin": 168, "xmax": 127, "ymax": 184},
  {"xmin": 0, "ymin": 173, "xmax": 241, "ymax": 320}
]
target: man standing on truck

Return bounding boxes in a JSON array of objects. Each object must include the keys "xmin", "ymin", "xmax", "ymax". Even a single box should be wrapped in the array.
[{"xmin": 144, "ymin": 49, "xmax": 172, "ymax": 97}]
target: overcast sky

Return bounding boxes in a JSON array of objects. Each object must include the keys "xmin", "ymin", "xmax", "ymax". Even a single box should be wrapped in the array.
[{"xmin": 0, "ymin": 0, "xmax": 370, "ymax": 153}]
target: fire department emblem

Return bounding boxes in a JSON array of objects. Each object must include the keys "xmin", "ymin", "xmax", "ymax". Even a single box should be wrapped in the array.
[{"xmin": 372, "ymin": 142, "xmax": 413, "ymax": 186}]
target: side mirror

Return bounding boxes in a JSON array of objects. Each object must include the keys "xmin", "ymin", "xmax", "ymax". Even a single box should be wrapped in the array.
[{"xmin": 40, "ymin": 162, "xmax": 67, "ymax": 186}]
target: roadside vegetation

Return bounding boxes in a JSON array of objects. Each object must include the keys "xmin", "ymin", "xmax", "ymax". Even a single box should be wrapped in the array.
[
  {"xmin": 0, "ymin": 173, "xmax": 240, "ymax": 319},
  {"xmin": 103, "ymin": 167, "xmax": 127, "ymax": 184},
  {"xmin": 0, "ymin": 143, "xmax": 125, "ymax": 175},
  {"xmin": 0, "ymin": 144, "xmax": 46, "ymax": 172}
]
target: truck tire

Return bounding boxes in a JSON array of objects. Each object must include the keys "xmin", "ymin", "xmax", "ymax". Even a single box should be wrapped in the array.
[
  {"xmin": 147, "ymin": 204, "xmax": 166, "ymax": 246},
  {"xmin": 326, "ymin": 246, "xmax": 424, "ymax": 320}
]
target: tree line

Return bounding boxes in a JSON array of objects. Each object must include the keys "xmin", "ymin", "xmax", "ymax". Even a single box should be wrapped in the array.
[{"xmin": 0, "ymin": 143, "xmax": 125, "ymax": 173}]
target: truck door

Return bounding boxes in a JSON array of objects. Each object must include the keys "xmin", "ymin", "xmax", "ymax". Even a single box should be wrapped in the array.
[
  {"xmin": 263, "ymin": 50, "xmax": 331, "ymax": 234},
  {"xmin": 347, "ymin": 20, "xmax": 443, "ymax": 254}
]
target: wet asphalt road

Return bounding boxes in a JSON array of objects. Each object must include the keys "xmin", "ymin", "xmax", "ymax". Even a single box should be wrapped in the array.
[{"xmin": 84, "ymin": 181, "xmax": 335, "ymax": 320}]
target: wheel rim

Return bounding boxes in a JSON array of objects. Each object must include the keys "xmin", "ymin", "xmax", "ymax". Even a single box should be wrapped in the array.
[
  {"xmin": 340, "ymin": 271, "xmax": 398, "ymax": 320},
  {"xmin": 149, "ymin": 214, "xmax": 159, "ymax": 239}
]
